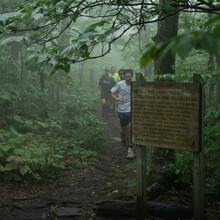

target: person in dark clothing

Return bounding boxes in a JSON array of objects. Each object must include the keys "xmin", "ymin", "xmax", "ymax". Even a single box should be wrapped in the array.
[
  {"xmin": 99, "ymin": 66, "xmax": 115, "ymax": 119},
  {"xmin": 118, "ymin": 69, "xmax": 125, "ymax": 80}
]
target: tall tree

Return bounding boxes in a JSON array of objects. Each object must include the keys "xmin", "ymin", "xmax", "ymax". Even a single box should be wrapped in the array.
[
  {"xmin": 153, "ymin": 0, "xmax": 179, "ymax": 75},
  {"xmin": 150, "ymin": 0, "xmax": 179, "ymax": 185}
]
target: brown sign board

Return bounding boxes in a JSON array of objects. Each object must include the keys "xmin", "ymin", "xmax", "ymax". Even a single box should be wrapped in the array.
[{"xmin": 131, "ymin": 82, "xmax": 201, "ymax": 152}]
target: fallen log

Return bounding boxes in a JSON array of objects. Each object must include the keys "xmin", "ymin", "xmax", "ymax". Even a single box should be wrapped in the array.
[{"xmin": 93, "ymin": 200, "xmax": 193, "ymax": 220}]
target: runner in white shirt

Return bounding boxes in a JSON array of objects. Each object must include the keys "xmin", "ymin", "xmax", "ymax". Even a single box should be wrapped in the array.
[{"xmin": 111, "ymin": 69, "xmax": 135, "ymax": 159}]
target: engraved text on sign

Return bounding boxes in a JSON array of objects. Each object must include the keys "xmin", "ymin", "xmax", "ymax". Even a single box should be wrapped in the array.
[{"xmin": 132, "ymin": 82, "xmax": 200, "ymax": 152}]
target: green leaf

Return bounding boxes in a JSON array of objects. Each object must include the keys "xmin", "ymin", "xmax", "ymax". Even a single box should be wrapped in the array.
[
  {"xmin": 0, "ymin": 11, "xmax": 22, "ymax": 22},
  {"xmin": 81, "ymin": 44, "xmax": 90, "ymax": 58},
  {"xmin": 20, "ymin": 164, "xmax": 30, "ymax": 175},
  {"xmin": 13, "ymin": 115, "xmax": 22, "ymax": 122},
  {"xmin": 154, "ymin": 5, "xmax": 163, "ymax": 13},
  {"xmin": 1, "ymin": 36, "xmax": 28, "ymax": 45},
  {"xmin": 86, "ymin": 20, "xmax": 107, "ymax": 32},
  {"xmin": 33, "ymin": 173, "xmax": 41, "ymax": 180},
  {"xmin": 140, "ymin": 42, "xmax": 163, "ymax": 67},
  {"xmin": 197, "ymin": 32, "xmax": 218, "ymax": 53},
  {"xmin": 213, "ymin": 24, "xmax": 220, "ymax": 41},
  {"xmin": 60, "ymin": 43, "xmax": 78, "ymax": 56},
  {"xmin": 37, "ymin": 121, "xmax": 49, "ymax": 128},
  {"xmin": 55, "ymin": 15, "xmax": 62, "ymax": 22},
  {"xmin": 1, "ymin": 131, "xmax": 10, "ymax": 138},
  {"xmin": 28, "ymin": 44, "xmax": 42, "ymax": 53},
  {"xmin": 0, "ymin": 132, "xmax": 4, "ymax": 140},
  {"xmin": 37, "ymin": 53, "xmax": 49, "ymax": 63},
  {"xmin": 205, "ymin": 14, "xmax": 220, "ymax": 27},
  {"xmin": 26, "ymin": 5, "xmax": 35, "ymax": 14},
  {"xmin": 97, "ymin": 34, "xmax": 107, "ymax": 43},
  {"xmin": 49, "ymin": 57, "xmax": 58, "ymax": 66},
  {"xmin": 140, "ymin": 47, "xmax": 154, "ymax": 67},
  {"xmin": 2, "ymin": 145, "xmax": 14, "ymax": 152},
  {"xmin": 175, "ymin": 34, "xmax": 196, "ymax": 59},
  {"xmin": 105, "ymin": 27, "xmax": 120, "ymax": 35},
  {"xmin": 24, "ymin": 120, "xmax": 33, "ymax": 126},
  {"xmin": 164, "ymin": 2, "xmax": 174, "ymax": 14},
  {"xmin": 118, "ymin": 15, "xmax": 130, "ymax": 24},
  {"xmin": 32, "ymin": 12, "xmax": 44, "ymax": 21},
  {"xmin": 4, "ymin": 162, "xmax": 17, "ymax": 171},
  {"xmin": 159, "ymin": 40, "xmax": 175, "ymax": 61},
  {"xmin": 78, "ymin": 32, "xmax": 92, "ymax": 43},
  {"xmin": 63, "ymin": 64, "xmax": 70, "ymax": 73},
  {"xmin": 10, "ymin": 127, "xmax": 20, "ymax": 136},
  {"xmin": 0, "ymin": 93, "xmax": 10, "ymax": 101},
  {"xmin": 70, "ymin": 12, "xmax": 78, "ymax": 22}
]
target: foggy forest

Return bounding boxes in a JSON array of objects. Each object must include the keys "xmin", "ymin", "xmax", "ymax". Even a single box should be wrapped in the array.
[{"xmin": 0, "ymin": 1, "xmax": 220, "ymax": 219}]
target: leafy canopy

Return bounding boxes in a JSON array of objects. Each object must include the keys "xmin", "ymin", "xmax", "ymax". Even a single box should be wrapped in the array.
[{"xmin": 1, "ymin": 0, "xmax": 220, "ymax": 69}]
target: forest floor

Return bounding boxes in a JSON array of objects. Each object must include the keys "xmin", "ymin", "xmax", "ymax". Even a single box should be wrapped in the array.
[{"xmin": 0, "ymin": 112, "xmax": 220, "ymax": 220}]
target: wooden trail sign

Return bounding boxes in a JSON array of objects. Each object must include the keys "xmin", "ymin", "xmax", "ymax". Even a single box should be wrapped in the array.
[
  {"xmin": 132, "ymin": 81, "xmax": 200, "ymax": 152},
  {"xmin": 132, "ymin": 74, "xmax": 204, "ymax": 220}
]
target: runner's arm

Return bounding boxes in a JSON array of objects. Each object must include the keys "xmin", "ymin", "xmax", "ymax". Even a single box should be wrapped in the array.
[{"xmin": 111, "ymin": 93, "xmax": 123, "ymax": 101}]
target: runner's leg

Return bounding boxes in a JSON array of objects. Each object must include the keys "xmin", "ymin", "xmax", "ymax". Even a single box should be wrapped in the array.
[
  {"xmin": 101, "ymin": 98, "xmax": 106, "ymax": 118},
  {"xmin": 105, "ymin": 99, "xmax": 111, "ymax": 120}
]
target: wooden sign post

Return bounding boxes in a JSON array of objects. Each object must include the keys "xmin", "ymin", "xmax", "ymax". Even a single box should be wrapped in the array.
[
  {"xmin": 132, "ymin": 74, "xmax": 204, "ymax": 219},
  {"xmin": 193, "ymin": 74, "xmax": 204, "ymax": 220},
  {"xmin": 136, "ymin": 145, "xmax": 146, "ymax": 219}
]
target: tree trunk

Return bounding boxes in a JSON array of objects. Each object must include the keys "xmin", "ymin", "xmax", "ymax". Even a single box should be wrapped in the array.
[
  {"xmin": 90, "ymin": 68, "xmax": 95, "ymax": 88},
  {"xmin": 40, "ymin": 72, "xmax": 45, "ymax": 91},
  {"xmin": 57, "ymin": 84, "xmax": 62, "ymax": 110},
  {"xmin": 217, "ymin": 84, "xmax": 220, "ymax": 104},
  {"xmin": 144, "ymin": 62, "xmax": 153, "ymax": 78},
  {"xmin": 151, "ymin": 0, "xmax": 179, "ymax": 184},
  {"xmin": 39, "ymin": 71, "xmax": 48, "ymax": 118},
  {"xmin": 207, "ymin": 13, "xmax": 215, "ymax": 107},
  {"xmin": 152, "ymin": 0, "xmax": 179, "ymax": 75},
  {"xmin": 19, "ymin": 46, "xmax": 26, "ymax": 117},
  {"xmin": 79, "ymin": 62, "xmax": 85, "ymax": 86},
  {"xmin": 11, "ymin": 41, "xmax": 19, "ymax": 60},
  {"xmin": 215, "ymin": 50, "xmax": 220, "ymax": 105},
  {"xmin": 208, "ymin": 54, "xmax": 215, "ymax": 107},
  {"xmin": 19, "ymin": 47, "xmax": 24, "ymax": 82},
  {"xmin": 50, "ymin": 81, "xmax": 55, "ymax": 101}
]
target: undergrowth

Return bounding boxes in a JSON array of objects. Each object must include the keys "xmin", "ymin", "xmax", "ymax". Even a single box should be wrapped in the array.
[{"xmin": 0, "ymin": 86, "xmax": 107, "ymax": 182}]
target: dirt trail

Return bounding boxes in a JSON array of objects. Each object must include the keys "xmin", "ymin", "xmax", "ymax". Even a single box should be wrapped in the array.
[
  {"xmin": 1, "ymin": 112, "xmax": 219, "ymax": 220},
  {"xmin": 0, "ymin": 112, "xmax": 136, "ymax": 220}
]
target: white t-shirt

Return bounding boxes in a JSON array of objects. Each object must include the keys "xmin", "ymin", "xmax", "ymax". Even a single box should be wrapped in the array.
[{"xmin": 111, "ymin": 80, "xmax": 131, "ymax": 113}]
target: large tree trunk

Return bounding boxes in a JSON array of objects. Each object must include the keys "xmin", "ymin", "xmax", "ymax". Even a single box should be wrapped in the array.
[
  {"xmin": 151, "ymin": 0, "xmax": 179, "ymax": 185},
  {"xmin": 152, "ymin": 1, "xmax": 179, "ymax": 75}
]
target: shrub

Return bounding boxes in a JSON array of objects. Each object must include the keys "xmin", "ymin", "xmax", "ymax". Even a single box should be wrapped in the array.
[{"xmin": 0, "ymin": 126, "xmax": 65, "ymax": 181}]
